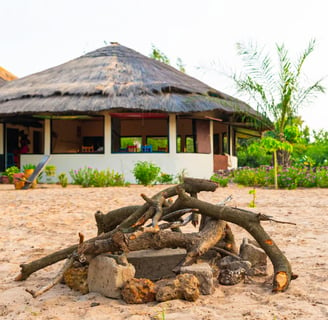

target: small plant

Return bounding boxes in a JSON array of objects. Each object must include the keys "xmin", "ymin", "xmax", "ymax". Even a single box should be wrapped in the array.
[
  {"xmin": 176, "ymin": 168, "xmax": 187, "ymax": 183},
  {"xmin": 132, "ymin": 161, "xmax": 160, "ymax": 186},
  {"xmin": 210, "ymin": 172, "xmax": 229, "ymax": 187},
  {"xmin": 248, "ymin": 188, "xmax": 256, "ymax": 207},
  {"xmin": 4, "ymin": 166, "xmax": 20, "ymax": 183},
  {"xmin": 69, "ymin": 167, "xmax": 127, "ymax": 187},
  {"xmin": 23, "ymin": 163, "xmax": 36, "ymax": 170},
  {"xmin": 157, "ymin": 172, "xmax": 174, "ymax": 184},
  {"xmin": 45, "ymin": 165, "xmax": 57, "ymax": 184},
  {"xmin": 45, "ymin": 165, "xmax": 56, "ymax": 177},
  {"xmin": 58, "ymin": 172, "xmax": 68, "ymax": 188}
]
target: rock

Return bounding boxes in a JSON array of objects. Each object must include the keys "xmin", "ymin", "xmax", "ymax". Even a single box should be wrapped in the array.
[
  {"xmin": 88, "ymin": 254, "xmax": 135, "ymax": 299},
  {"xmin": 217, "ymin": 256, "xmax": 251, "ymax": 285},
  {"xmin": 127, "ymin": 248, "xmax": 186, "ymax": 280},
  {"xmin": 156, "ymin": 273, "xmax": 200, "ymax": 302},
  {"xmin": 180, "ymin": 262, "xmax": 215, "ymax": 295},
  {"xmin": 121, "ymin": 278, "xmax": 156, "ymax": 304},
  {"xmin": 239, "ymin": 238, "xmax": 268, "ymax": 276},
  {"xmin": 64, "ymin": 265, "xmax": 89, "ymax": 294}
]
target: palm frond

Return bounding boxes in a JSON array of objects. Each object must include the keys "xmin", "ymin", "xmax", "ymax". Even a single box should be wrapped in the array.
[{"xmin": 295, "ymin": 39, "xmax": 316, "ymax": 77}]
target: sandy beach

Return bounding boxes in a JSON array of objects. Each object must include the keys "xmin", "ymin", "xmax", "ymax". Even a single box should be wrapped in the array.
[{"xmin": 1, "ymin": 183, "xmax": 327, "ymax": 320}]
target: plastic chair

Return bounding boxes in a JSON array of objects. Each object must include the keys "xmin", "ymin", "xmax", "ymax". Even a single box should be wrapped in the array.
[
  {"xmin": 81, "ymin": 145, "xmax": 94, "ymax": 152},
  {"xmin": 141, "ymin": 145, "xmax": 152, "ymax": 152},
  {"xmin": 127, "ymin": 145, "xmax": 138, "ymax": 152}
]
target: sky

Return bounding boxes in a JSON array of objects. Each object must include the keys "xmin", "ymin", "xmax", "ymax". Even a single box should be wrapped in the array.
[{"xmin": 1, "ymin": 0, "xmax": 327, "ymax": 132}]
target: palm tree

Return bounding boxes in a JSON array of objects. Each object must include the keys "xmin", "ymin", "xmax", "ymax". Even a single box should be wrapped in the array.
[{"xmin": 231, "ymin": 39, "xmax": 325, "ymax": 165}]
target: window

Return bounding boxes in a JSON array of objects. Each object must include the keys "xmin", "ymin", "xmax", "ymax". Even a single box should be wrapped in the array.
[
  {"xmin": 119, "ymin": 137, "xmax": 142, "ymax": 152},
  {"xmin": 51, "ymin": 116, "xmax": 104, "ymax": 154},
  {"xmin": 146, "ymin": 136, "xmax": 168, "ymax": 152},
  {"xmin": 111, "ymin": 113, "xmax": 169, "ymax": 153}
]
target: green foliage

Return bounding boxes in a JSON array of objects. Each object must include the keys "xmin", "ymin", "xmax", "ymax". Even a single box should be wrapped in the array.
[
  {"xmin": 231, "ymin": 166, "xmax": 274, "ymax": 187},
  {"xmin": 210, "ymin": 173, "xmax": 229, "ymax": 187},
  {"xmin": 45, "ymin": 165, "xmax": 56, "ymax": 177},
  {"xmin": 231, "ymin": 166, "xmax": 327, "ymax": 189},
  {"xmin": 248, "ymin": 188, "xmax": 256, "ymax": 207},
  {"xmin": 157, "ymin": 172, "xmax": 175, "ymax": 184},
  {"xmin": 149, "ymin": 44, "xmax": 186, "ymax": 72},
  {"xmin": 291, "ymin": 129, "xmax": 328, "ymax": 167},
  {"xmin": 23, "ymin": 163, "xmax": 36, "ymax": 170},
  {"xmin": 4, "ymin": 166, "xmax": 20, "ymax": 183},
  {"xmin": 132, "ymin": 161, "xmax": 160, "ymax": 186},
  {"xmin": 69, "ymin": 167, "xmax": 127, "ymax": 187},
  {"xmin": 150, "ymin": 44, "xmax": 170, "ymax": 64},
  {"xmin": 316, "ymin": 168, "xmax": 328, "ymax": 188},
  {"xmin": 58, "ymin": 172, "xmax": 68, "ymax": 188},
  {"xmin": 232, "ymin": 39, "xmax": 325, "ymax": 138}
]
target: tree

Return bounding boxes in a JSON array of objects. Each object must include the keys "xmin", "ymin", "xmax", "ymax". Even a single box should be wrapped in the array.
[
  {"xmin": 231, "ymin": 39, "xmax": 325, "ymax": 166},
  {"xmin": 149, "ymin": 44, "xmax": 186, "ymax": 73}
]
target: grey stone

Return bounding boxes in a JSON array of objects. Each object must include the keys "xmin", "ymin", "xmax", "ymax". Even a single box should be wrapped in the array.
[
  {"xmin": 87, "ymin": 254, "xmax": 135, "ymax": 298},
  {"xmin": 180, "ymin": 262, "xmax": 215, "ymax": 295},
  {"xmin": 127, "ymin": 248, "xmax": 186, "ymax": 280},
  {"xmin": 239, "ymin": 238, "xmax": 267, "ymax": 275}
]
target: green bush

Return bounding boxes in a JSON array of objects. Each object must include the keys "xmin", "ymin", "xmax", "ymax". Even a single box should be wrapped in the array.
[
  {"xmin": 58, "ymin": 172, "xmax": 68, "ymax": 188},
  {"xmin": 231, "ymin": 166, "xmax": 328, "ymax": 189},
  {"xmin": 69, "ymin": 167, "xmax": 127, "ymax": 187},
  {"xmin": 4, "ymin": 166, "xmax": 20, "ymax": 183},
  {"xmin": 316, "ymin": 167, "xmax": 328, "ymax": 188},
  {"xmin": 210, "ymin": 173, "xmax": 229, "ymax": 187},
  {"xmin": 132, "ymin": 161, "xmax": 161, "ymax": 186},
  {"xmin": 231, "ymin": 166, "xmax": 274, "ymax": 187},
  {"xmin": 157, "ymin": 172, "xmax": 175, "ymax": 184}
]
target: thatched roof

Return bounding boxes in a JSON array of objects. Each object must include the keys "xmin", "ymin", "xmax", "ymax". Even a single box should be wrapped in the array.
[
  {"xmin": 0, "ymin": 43, "xmax": 263, "ymax": 123},
  {"xmin": 0, "ymin": 67, "xmax": 17, "ymax": 86}
]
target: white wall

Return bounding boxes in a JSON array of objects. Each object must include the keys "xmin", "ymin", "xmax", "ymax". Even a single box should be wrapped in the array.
[{"xmin": 20, "ymin": 152, "xmax": 214, "ymax": 184}]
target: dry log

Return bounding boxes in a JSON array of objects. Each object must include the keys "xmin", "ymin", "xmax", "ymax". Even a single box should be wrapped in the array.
[
  {"xmin": 171, "ymin": 186, "xmax": 295, "ymax": 292},
  {"xmin": 78, "ymin": 218, "xmax": 227, "ymax": 269},
  {"xmin": 16, "ymin": 178, "xmax": 295, "ymax": 293}
]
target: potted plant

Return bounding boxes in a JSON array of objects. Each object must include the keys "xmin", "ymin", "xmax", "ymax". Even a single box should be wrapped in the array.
[
  {"xmin": 45, "ymin": 165, "xmax": 57, "ymax": 183},
  {"xmin": 0, "ymin": 172, "xmax": 10, "ymax": 184},
  {"xmin": 4, "ymin": 166, "xmax": 20, "ymax": 184},
  {"xmin": 22, "ymin": 164, "xmax": 37, "ymax": 188},
  {"xmin": 13, "ymin": 172, "xmax": 25, "ymax": 189}
]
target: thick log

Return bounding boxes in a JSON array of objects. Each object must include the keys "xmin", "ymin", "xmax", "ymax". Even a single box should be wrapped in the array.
[
  {"xmin": 97, "ymin": 178, "xmax": 218, "ymax": 233},
  {"xmin": 172, "ymin": 186, "xmax": 294, "ymax": 292},
  {"xmin": 79, "ymin": 218, "xmax": 227, "ymax": 269}
]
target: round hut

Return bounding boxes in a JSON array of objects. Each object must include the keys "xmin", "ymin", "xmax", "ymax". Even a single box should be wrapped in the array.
[{"xmin": 0, "ymin": 43, "xmax": 269, "ymax": 181}]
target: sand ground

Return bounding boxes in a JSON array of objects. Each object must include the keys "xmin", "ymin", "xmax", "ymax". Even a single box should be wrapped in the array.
[{"xmin": 0, "ymin": 183, "xmax": 327, "ymax": 320}]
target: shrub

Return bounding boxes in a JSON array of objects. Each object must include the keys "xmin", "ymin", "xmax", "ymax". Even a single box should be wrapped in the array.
[
  {"xmin": 58, "ymin": 172, "xmax": 68, "ymax": 188},
  {"xmin": 157, "ymin": 172, "xmax": 175, "ymax": 184},
  {"xmin": 4, "ymin": 166, "xmax": 20, "ymax": 183},
  {"xmin": 316, "ymin": 167, "xmax": 328, "ymax": 188},
  {"xmin": 210, "ymin": 173, "xmax": 229, "ymax": 187},
  {"xmin": 132, "ymin": 161, "xmax": 160, "ymax": 186},
  {"xmin": 69, "ymin": 167, "xmax": 127, "ymax": 187},
  {"xmin": 231, "ymin": 165, "xmax": 328, "ymax": 189}
]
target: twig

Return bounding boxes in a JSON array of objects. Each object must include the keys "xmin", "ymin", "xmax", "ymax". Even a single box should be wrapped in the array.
[
  {"xmin": 26, "ymin": 256, "xmax": 74, "ymax": 298},
  {"xmin": 217, "ymin": 195, "xmax": 233, "ymax": 206}
]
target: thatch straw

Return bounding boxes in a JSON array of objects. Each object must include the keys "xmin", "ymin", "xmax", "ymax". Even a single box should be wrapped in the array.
[{"xmin": 0, "ymin": 43, "xmax": 259, "ymax": 120}]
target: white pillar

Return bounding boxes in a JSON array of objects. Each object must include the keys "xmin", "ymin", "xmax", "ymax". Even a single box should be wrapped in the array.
[
  {"xmin": 229, "ymin": 125, "xmax": 233, "ymax": 155},
  {"xmin": 0, "ymin": 123, "xmax": 3, "ymax": 154},
  {"xmin": 44, "ymin": 119, "xmax": 51, "ymax": 154},
  {"xmin": 169, "ymin": 114, "xmax": 177, "ymax": 153},
  {"xmin": 104, "ymin": 113, "xmax": 111, "ymax": 155}
]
